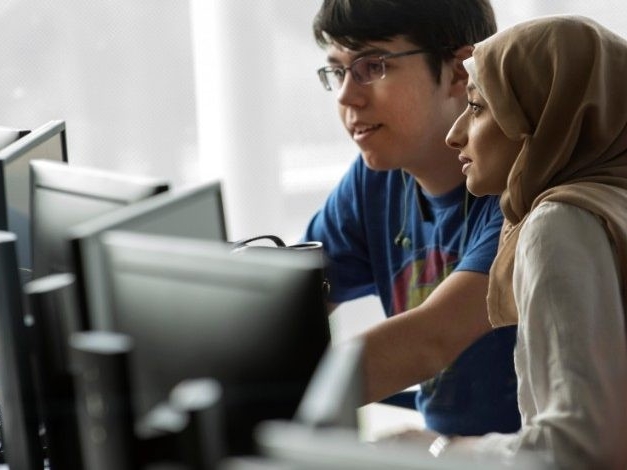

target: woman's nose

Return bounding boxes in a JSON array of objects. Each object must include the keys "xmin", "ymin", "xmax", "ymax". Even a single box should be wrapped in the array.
[{"xmin": 445, "ymin": 116, "xmax": 467, "ymax": 149}]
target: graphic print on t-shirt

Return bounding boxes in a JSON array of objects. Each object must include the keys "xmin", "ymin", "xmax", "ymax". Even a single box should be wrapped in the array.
[{"xmin": 392, "ymin": 248, "xmax": 457, "ymax": 314}]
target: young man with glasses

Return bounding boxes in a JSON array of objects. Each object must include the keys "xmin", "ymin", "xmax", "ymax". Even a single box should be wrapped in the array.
[{"xmin": 302, "ymin": 0, "xmax": 520, "ymax": 438}]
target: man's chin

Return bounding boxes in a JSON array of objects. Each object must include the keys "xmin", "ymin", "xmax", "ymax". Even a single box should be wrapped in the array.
[{"xmin": 360, "ymin": 153, "xmax": 395, "ymax": 172}]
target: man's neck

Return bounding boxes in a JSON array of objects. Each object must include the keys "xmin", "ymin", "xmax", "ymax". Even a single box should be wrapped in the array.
[{"xmin": 406, "ymin": 163, "xmax": 466, "ymax": 196}]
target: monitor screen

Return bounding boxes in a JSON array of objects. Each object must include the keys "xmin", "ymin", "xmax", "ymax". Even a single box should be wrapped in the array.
[
  {"xmin": 67, "ymin": 180, "xmax": 228, "ymax": 330},
  {"xmin": 98, "ymin": 231, "xmax": 331, "ymax": 456},
  {"xmin": 0, "ymin": 120, "xmax": 68, "ymax": 273},
  {"xmin": 30, "ymin": 159, "xmax": 169, "ymax": 280}
]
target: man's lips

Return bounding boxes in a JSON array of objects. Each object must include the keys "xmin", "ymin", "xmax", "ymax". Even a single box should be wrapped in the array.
[{"xmin": 350, "ymin": 123, "xmax": 382, "ymax": 140}]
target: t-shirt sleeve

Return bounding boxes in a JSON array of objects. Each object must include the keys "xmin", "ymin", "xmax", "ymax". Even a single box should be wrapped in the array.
[
  {"xmin": 301, "ymin": 158, "xmax": 377, "ymax": 303},
  {"xmin": 454, "ymin": 196, "xmax": 503, "ymax": 274}
]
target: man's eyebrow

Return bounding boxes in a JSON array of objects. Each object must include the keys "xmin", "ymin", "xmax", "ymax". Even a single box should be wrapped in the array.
[
  {"xmin": 325, "ymin": 47, "xmax": 389, "ymax": 65},
  {"xmin": 467, "ymin": 82, "xmax": 477, "ymax": 92}
]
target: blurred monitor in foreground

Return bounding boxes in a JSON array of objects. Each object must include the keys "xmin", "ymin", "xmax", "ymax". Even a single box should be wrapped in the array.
[{"xmin": 99, "ymin": 230, "xmax": 331, "ymax": 456}]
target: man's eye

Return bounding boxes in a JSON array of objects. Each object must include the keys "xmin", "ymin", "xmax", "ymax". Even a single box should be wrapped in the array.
[{"xmin": 365, "ymin": 59, "xmax": 383, "ymax": 74}]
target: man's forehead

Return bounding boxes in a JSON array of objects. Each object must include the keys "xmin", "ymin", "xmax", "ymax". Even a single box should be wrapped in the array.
[
  {"xmin": 327, "ymin": 42, "xmax": 385, "ymax": 55},
  {"xmin": 325, "ymin": 37, "xmax": 413, "ymax": 58}
]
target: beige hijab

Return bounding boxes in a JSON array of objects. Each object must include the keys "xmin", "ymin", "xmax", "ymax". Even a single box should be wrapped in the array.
[{"xmin": 468, "ymin": 15, "xmax": 627, "ymax": 326}]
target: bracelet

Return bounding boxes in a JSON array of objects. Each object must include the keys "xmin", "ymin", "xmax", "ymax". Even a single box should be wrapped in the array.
[{"xmin": 428, "ymin": 435, "xmax": 451, "ymax": 457}]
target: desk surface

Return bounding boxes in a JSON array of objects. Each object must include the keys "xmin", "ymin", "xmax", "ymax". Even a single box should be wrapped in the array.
[{"xmin": 358, "ymin": 402, "xmax": 425, "ymax": 442}]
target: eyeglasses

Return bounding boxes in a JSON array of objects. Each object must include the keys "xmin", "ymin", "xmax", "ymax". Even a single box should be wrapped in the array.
[{"xmin": 317, "ymin": 48, "xmax": 428, "ymax": 91}]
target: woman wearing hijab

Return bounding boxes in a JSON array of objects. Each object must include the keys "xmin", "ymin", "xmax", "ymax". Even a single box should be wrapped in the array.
[{"xmin": 441, "ymin": 15, "xmax": 627, "ymax": 468}]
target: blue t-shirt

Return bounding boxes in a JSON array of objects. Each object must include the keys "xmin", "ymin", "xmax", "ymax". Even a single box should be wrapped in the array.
[{"xmin": 303, "ymin": 157, "xmax": 519, "ymax": 436}]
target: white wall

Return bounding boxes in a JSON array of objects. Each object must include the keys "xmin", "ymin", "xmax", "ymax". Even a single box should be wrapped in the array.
[
  {"xmin": 0, "ymin": 2, "xmax": 199, "ymax": 185},
  {"xmin": 190, "ymin": 0, "xmax": 352, "ymax": 241}
]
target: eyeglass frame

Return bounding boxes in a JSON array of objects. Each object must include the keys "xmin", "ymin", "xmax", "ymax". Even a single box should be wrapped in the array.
[{"xmin": 317, "ymin": 48, "xmax": 429, "ymax": 91}]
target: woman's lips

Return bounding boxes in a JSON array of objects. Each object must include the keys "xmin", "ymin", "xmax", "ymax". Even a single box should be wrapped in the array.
[{"xmin": 459, "ymin": 155, "xmax": 472, "ymax": 175}]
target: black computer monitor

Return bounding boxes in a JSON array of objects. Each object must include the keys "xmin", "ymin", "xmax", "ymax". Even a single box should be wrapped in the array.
[
  {"xmin": 98, "ymin": 230, "xmax": 331, "ymax": 456},
  {"xmin": 30, "ymin": 159, "xmax": 169, "ymax": 280},
  {"xmin": 0, "ymin": 120, "xmax": 68, "ymax": 273},
  {"xmin": 67, "ymin": 180, "xmax": 228, "ymax": 330}
]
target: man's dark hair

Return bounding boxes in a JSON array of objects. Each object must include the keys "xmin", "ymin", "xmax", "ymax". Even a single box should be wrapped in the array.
[{"xmin": 313, "ymin": 0, "xmax": 497, "ymax": 82}]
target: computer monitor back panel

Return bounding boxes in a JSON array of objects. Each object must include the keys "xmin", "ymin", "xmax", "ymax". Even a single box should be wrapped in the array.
[
  {"xmin": 30, "ymin": 159, "xmax": 169, "ymax": 279},
  {"xmin": 69, "ymin": 181, "xmax": 227, "ymax": 330},
  {"xmin": 117, "ymin": 185, "xmax": 225, "ymax": 239},
  {"xmin": 100, "ymin": 231, "xmax": 330, "ymax": 455},
  {"xmin": 0, "ymin": 120, "xmax": 68, "ymax": 271}
]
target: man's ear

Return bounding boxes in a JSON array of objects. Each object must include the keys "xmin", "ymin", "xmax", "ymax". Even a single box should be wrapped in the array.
[{"xmin": 448, "ymin": 45, "xmax": 474, "ymax": 97}]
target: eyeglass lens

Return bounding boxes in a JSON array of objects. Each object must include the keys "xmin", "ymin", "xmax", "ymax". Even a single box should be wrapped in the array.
[{"xmin": 320, "ymin": 56, "xmax": 385, "ymax": 90}]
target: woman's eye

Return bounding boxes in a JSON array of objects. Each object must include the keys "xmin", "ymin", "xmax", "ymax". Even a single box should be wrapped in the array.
[{"xmin": 468, "ymin": 101, "xmax": 482, "ymax": 114}]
